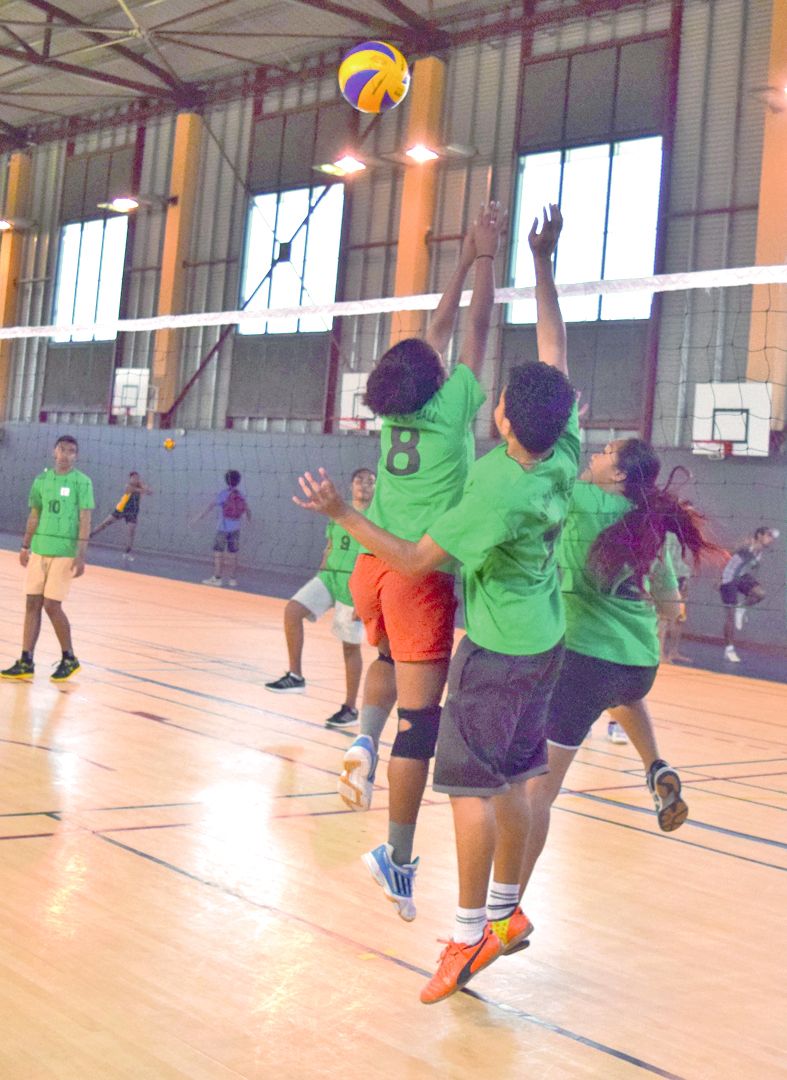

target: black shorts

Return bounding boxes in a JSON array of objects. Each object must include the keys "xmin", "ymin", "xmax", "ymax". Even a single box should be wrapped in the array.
[
  {"xmin": 213, "ymin": 530, "xmax": 240, "ymax": 554},
  {"xmin": 720, "ymin": 574, "xmax": 759, "ymax": 606},
  {"xmin": 432, "ymin": 636, "xmax": 564, "ymax": 797},
  {"xmin": 111, "ymin": 509, "xmax": 138, "ymax": 524},
  {"xmin": 546, "ymin": 649, "xmax": 658, "ymax": 749}
]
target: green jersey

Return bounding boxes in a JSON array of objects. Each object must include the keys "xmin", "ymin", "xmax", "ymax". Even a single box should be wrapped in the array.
[
  {"xmin": 318, "ymin": 517, "xmax": 362, "ymax": 606},
  {"xmin": 29, "ymin": 467, "xmax": 95, "ymax": 558},
  {"xmin": 366, "ymin": 363, "xmax": 486, "ymax": 544},
  {"xmin": 428, "ymin": 405, "xmax": 580, "ymax": 656},
  {"xmin": 559, "ymin": 482, "xmax": 678, "ymax": 666}
]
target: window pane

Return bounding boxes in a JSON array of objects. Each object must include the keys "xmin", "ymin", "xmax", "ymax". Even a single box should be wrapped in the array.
[
  {"xmin": 601, "ymin": 136, "xmax": 662, "ymax": 319},
  {"xmin": 70, "ymin": 219, "xmax": 105, "ymax": 341},
  {"xmin": 239, "ymin": 184, "xmax": 345, "ymax": 337},
  {"xmin": 267, "ymin": 187, "xmax": 310, "ymax": 334},
  {"xmin": 508, "ymin": 152, "xmax": 561, "ymax": 324},
  {"xmin": 240, "ymin": 194, "xmax": 277, "ymax": 334},
  {"xmin": 300, "ymin": 185, "xmax": 344, "ymax": 332},
  {"xmin": 556, "ymin": 144, "xmax": 610, "ymax": 322},
  {"xmin": 94, "ymin": 216, "xmax": 128, "ymax": 339},
  {"xmin": 52, "ymin": 223, "xmax": 82, "ymax": 343}
]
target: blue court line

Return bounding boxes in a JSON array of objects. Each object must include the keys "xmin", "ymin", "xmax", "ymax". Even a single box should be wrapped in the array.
[
  {"xmin": 0, "ymin": 736, "xmax": 116, "ymax": 771},
  {"xmin": 678, "ymin": 757, "xmax": 787, "ymax": 768},
  {"xmin": 558, "ymin": 803, "xmax": 787, "ymax": 871},
  {"xmin": 95, "ymin": 831, "xmax": 687, "ymax": 1079}
]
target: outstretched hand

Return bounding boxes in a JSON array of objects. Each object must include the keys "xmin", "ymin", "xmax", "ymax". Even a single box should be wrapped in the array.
[
  {"xmin": 293, "ymin": 469, "xmax": 347, "ymax": 518},
  {"xmin": 528, "ymin": 203, "xmax": 563, "ymax": 259},
  {"xmin": 473, "ymin": 200, "xmax": 508, "ymax": 259}
]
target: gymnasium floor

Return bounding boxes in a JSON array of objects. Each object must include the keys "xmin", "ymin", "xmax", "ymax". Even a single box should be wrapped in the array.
[{"xmin": 0, "ymin": 551, "xmax": 785, "ymax": 1079}]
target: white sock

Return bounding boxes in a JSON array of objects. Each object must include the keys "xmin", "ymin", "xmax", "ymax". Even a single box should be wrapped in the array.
[
  {"xmin": 486, "ymin": 881, "xmax": 519, "ymax": 922},
  {"xmin": 453, "ymin": 906, "xmax": 487, "ymax": 945}
]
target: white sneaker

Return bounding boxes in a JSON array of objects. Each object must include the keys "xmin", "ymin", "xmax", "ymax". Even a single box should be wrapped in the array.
[
  {"xmin": 202, "ymin": 576, "xmax": 223, "ymax": 586},
  {"xmin": 338, "ymin": 734, "xmax": 377, "ymax": 811},
  {"xmin": 607, "ymin": 720, "xmax": 628, "ymax": 744},
  {"xmin": 724, "ymin": 645, "xmax": 741, "ymax": 663},
  {"xmin": 122, "ymin": 552, "xmax": 135, "ymax": 562},
  {"xmin": 227, "ymin": 578, "xmax": 238, "ymax": 587}
]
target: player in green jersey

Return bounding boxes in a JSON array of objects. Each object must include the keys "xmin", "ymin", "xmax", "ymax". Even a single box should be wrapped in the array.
[
  {"xmin": 296, "ymin": 206, "xmax": 580, "ymax": 1003},
  {"xmin": 517, "ymin": 438, "xmax": 724, "ymax": 909},
  {"xmin": 336, "ymin": 202, "xmax": 507, "ymax": 921},
  {"xmin": 2, "ymin": 434, "xmax": 94, "ymax": 682},
  {"xmin": 265, "ymin": 468, "xmax": 375, "ymax": 726}
]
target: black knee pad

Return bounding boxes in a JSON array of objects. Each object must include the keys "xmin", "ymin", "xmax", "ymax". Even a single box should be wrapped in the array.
[
  {"xmin": 391, "ymin": 705, "xmax": 441, "ymax": 761},
  {"xmin": 377, "ymin": 651, "xmax": 395, "ymax": 666}
]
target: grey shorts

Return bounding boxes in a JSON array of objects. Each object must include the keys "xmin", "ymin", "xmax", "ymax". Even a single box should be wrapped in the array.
[
  {"xmin": 213, "ymin": 529, "xmax": 240, "ymax": 554},
  {"xmin": 433, "ymin": 636, "xmax": 564, "ymax": 797}
]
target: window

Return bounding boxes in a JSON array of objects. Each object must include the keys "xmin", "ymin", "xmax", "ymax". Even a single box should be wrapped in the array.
[
  {"xmin": 239, "ymin": 183, "xmax": 344, "ymax": 335},
  {"xmin": 508, "ymin": 136, "xmax": 663, "ymax": 323},
  {"xmin": 52, "ymin": 216, "xmax": 129, "ymax": 342}
]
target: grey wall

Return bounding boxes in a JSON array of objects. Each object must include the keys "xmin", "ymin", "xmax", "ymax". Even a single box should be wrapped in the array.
[{"xmin": 1, "ymin": 422, "xmax": 784, "ymax": 649}]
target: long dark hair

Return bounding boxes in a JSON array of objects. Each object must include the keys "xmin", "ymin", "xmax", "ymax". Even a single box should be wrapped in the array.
[{"xmin": 586, "ymin": 440, "xmax": 724, "ymax": 592}]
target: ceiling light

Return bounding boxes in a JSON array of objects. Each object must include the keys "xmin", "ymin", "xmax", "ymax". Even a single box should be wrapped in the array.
[
  {"xmin": 0, "ymin": 216, "xmax": 34, "ymax": 231},
  {"xmin": 0, "ymin": 219, "xmax": 11, "ymax": 231},
  {"xmin": 97, "ymin": 193, "xmax": 177, "ymax": 214},
  {"xmin": 334, "ymin": 154, "xmax": 366, "ymax": 174},
  {"xmin": 405, "ymin": 144, "xmax": 439, "ymax": 164}
]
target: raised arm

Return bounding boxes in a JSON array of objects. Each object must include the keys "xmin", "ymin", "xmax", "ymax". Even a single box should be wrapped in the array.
[
  {"xmin": 529, "ymin": 203, "xmax": 567, "ymax": 375},
  {"xmin": 294, "ymin": 470, "xmax": 447, "ymax": 578},
  {"xmin": 456, "ymin": 202, "xmax": 508, "ymax": 377}
]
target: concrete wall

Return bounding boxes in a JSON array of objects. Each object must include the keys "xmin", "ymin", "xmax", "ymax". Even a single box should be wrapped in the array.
[{"xmin": 1, "ymin": 422, "xmax": 784, "ymax": 649}]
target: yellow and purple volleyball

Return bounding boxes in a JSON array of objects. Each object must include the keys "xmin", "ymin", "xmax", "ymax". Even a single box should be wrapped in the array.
[{"xmin": 338, "ymin": 41, "xmax": 410, "ymax": 114}]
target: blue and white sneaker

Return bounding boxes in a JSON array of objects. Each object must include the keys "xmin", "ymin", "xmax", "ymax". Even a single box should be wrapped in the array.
[
  {"xmin": 361, "ymin": 842, "xmax": 418, "ymax": 922},
  {"xmin": 338, "ymin": 734, "xmax": 378, "ymax": 811}
]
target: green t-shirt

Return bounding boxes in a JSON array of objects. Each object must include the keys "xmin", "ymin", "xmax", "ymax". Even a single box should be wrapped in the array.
[
  {"xmin": 318, "ymin": 518, "xmax": 362, "ymax": 606},
  {"xmin": 559, "ymin": 482, "xmax": 678, "ymax": 666},
  {"xmin": 366, "ymin": 363, "xmax": 486, "ymax": 544},
  {"xmin": 29, "ymin": 467, "xmax": 95, "ymax": 558},
  {"xmin": 428, "ymin": 405, "xmax": 580, "ymax": 656}
]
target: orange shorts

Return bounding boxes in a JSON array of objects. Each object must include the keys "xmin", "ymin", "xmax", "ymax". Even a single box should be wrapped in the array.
[{"xmin": 349, "ymin": 553, "xmax": 457, "ymax": 663}]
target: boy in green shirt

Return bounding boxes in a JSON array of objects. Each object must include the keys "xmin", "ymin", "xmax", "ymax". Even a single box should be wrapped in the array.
[
  {"xmin": 296, "ymin": 205, "xmax": 578, "ymax": 1004},
  {"xmin": 265, "ymin": 468, "xmax": 375, "ymax": 727},
  {"xmin": 2, "ymin": 434, "xmax": 94, "ymax": 682}
]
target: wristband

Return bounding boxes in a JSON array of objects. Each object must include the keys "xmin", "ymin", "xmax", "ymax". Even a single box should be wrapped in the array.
[{"xmin": 475, "ymin": 254, "xmax": 495, "ymax": 261}]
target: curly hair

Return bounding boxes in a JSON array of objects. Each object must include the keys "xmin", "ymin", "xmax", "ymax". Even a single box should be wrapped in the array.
[
  {"xmin": 364, "ymin": 338, "xmax": 445, "ymax": 416},
  {"xmin": 503, "ymin": 361, "xmax": 576, "ymax": 454}
]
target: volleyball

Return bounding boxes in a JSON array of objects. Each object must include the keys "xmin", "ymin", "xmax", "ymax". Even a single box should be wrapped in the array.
[
  {"xmin": 163, "ymin": 437, "xmax": 176, "ymax": 451},
  {"xmin": 338, "ymin": 41, "xmax": 410, "ymax": 114}
]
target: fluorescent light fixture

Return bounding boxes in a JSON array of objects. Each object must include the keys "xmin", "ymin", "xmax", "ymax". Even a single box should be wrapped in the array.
[
  {"xmin": 0, "ymin": 219, "xmax": 11, "ymax": 231},
  {"xmin": 97, "ymin": 193, "xmax": 177, "ymax": 213},
  {"xmin": 405, "ymin": 143, "xmax": 439, "ymax": 163},
  {"xmin": 0, "ymin": 216, "xmax": 34, "ymax": 231}
]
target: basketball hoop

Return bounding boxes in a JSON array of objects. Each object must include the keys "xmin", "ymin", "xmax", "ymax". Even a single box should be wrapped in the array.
[
  {"xmin": 691, "ymin": 439, "xmax": 734, "ymax": 459},
  {"xmin": 338, "ymin": 416, "xmax": 371, "ymax": 434}
]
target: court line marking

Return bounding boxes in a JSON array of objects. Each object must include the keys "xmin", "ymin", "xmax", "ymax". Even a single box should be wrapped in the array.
[
  {"xmin": 93, "ymin": 831, "xmax": 688, "ymax": 1080},
  {"xmin": 557, "ymin": 804, "xmax": 787, "ymax": 870},
  {"xmin": 0, "ymin": 736, "xmax": 115, "ymax": 771}
]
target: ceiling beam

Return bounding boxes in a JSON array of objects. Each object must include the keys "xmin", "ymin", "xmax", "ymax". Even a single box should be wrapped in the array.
[
  {"xmin": 21, "ymin": 0, "xmax": 196, "ymax": 101},
  {"xmin": 375, "ymin": 0, "xmax": 448, "ymax": 44},
  {"xmin": 0, "ymin": 42, "xmax": 178, "ymax": 100},
  {"xmin": 285, "ymin": 0, "xmax": 409, "ymax": 42}
]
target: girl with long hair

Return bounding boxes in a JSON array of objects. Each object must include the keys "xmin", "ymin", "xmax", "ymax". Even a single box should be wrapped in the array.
[{"xmin": 518, "ymin": 437, "xmax": 724, "ymax": 898}]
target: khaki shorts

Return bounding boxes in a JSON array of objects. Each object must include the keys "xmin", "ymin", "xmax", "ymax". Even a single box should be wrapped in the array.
[{"xmin": 25, "ymin": 553, "xmax": 75, "ymax": 602}]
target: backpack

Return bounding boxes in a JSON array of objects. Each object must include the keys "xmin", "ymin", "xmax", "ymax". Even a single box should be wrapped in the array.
[{"xmin": 223, "ymin": 488, "xmax": 247, "ymax": 520}]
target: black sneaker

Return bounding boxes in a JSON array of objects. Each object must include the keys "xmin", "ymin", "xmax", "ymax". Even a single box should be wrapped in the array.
[
  {"xmin": 1, "ymin": 658, "xmax": 34, "ymax": 680},
  {"xmin": 51, "ymin": 657, "xmax": 81, "ymax": 683},
  {"xmin": 325, "ymin": 704, "xmax": 359, "ymax": 729},
  {"xmin": 265, "ymin": 672, "xmax": 306, "ymax": 694},
  {"xmin": 647, "ymin": 761, "xmax": 688, "ymax": 832}
]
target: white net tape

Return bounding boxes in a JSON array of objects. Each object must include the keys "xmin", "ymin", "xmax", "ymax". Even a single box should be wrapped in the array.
[{"xmin": 1, "ymin": 264, "xmax": 785, "ymax": 341}]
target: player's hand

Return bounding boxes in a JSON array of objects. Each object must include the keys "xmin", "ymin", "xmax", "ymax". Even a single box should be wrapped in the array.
[
  {"xmin": 19, "ymin": 548, "xmax": 29, "ymax": 568},
  {"xmin": 293, "ymin": 469, "xmax": 347, "ymax": 518},
  {"xmin": 473, "ymin": 201, "xmax": 508, "ymax": 259},
  {"xmin": 528, "ymin": 203, "xmax": 563, "ymax": 259},
  {"xmin": 72, "ymin": 557, "xmax": 86, "ymax": 578}
]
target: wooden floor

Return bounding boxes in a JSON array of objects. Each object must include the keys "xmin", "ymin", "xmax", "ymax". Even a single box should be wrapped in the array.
[{"xmin": 0, "ymin": 551, "xmax": 785, "ymax": 1080}]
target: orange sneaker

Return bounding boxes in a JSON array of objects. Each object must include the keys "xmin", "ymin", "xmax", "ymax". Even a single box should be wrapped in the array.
[
  {"xmin": 489, "ymin": 905, "xmax": 533, "ymax": 956},
  {"xmin": 419, "ymin": 926, "xmax": 502, "ymax": 1005}
]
